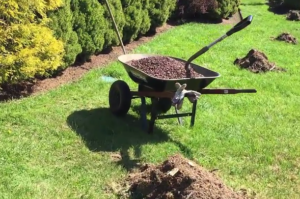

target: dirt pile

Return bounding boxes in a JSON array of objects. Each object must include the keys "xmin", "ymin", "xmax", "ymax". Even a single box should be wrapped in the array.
[
  {"xmin": 123, "ymin": 154, "xmax": 246, "ymax": 199},
  {"xmin": 234, "ymin": 49, "xmax": 285, "ymax": 73},
  {"xmin": 287, "ymin": 10, "xmax": 300, "ymax": 21},
  {"xmin": 129, "ymin": 56, "xmax": 203, "ymax": 79},
  {"xmin": 275, "ymin": 33, "xmax": 297, "ymax": 44}
]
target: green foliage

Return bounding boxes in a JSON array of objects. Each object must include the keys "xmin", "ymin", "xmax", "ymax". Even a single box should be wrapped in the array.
[
  {"xmin": 99, "ymin": 0, "xmax": 126, "ymax": 49},
  {"xmin": 48, "ymin": 0, "xmax": 82, "ymax": 68},
  {"xmin": 71, "ymin": 0, "xmax": 106, "ymax": 62},
  {"xmin": 0, "ymin": 0, "xmax": 65, "ymax": 84},
  {"xmin": 0, "ymin": 0, "xmax": 62, "ymax": 24},
  {"xmin": 47, "ymin": 0, "xmax": 178, "ymax": 66},
  {"xmin": 209, "ymin": 0, "xmax": 240, "ymax": 19},
  {"xmin": 147, "ymin": 0, "xmax": 177, "ymax": 30},
  {"xmin": 120, "ymin": 0, "xmax": 151, "ymax": 43}
]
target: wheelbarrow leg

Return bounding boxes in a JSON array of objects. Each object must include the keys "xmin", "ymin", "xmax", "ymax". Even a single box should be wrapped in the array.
[
  {"xmin": 140, "ymin": 97, "xmax": 147, "ymax": 132},
  {"xmin": 148, "ymin": 98, "xmax": 158, "ymax": 134},
  {"xmin": 174, "ymin": 107, "xmax": 183, "ymax": 125},
  {"xmin": 190, "ymin": 100, "xmax": 198, "ymax": 127}
]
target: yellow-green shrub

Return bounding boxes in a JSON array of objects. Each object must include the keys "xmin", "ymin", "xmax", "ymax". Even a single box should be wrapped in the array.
[{"xmin": 0, "ymin": 0, "xmax": 65, "ymax": 84}]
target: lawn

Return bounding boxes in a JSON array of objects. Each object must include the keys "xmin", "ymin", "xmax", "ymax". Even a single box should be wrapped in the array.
[{"xmin": 0, "ymin": 0, "xmax": 299, "ymax": 198}]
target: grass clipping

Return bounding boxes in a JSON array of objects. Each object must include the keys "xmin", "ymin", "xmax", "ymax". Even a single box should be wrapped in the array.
[
  {"xmin": 120, "ymin": 154, "xmax": 247, "ymax": 199},
  {"xmin": 234, "ymin": 49, "xmax": 286, "ymax": 73}
]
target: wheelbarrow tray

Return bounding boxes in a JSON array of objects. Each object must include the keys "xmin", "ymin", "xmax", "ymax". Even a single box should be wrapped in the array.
[{"xmin": 118, "ymin": 54, "xmax": 221, "ymax": 92}]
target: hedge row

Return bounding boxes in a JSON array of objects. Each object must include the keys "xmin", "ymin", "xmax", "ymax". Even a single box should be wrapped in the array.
[
  {"xmin": 0, "ymin": 0, "xmax": 241, "ymax": 85},
  {"xmin": 50, "ymin": 0, "xmax": 240, "ymax": 68},
  {"xmin": 48, "ymin": 0, "xmax": 176, "ymax": 68}
]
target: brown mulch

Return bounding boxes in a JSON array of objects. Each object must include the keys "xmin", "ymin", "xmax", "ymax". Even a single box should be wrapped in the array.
[
  {"xmin": 287, "ymin": 10, "xmax": 300, "ymax": 21},
  {"xmin": 120, "ymin": 154, "xmax": 247, "ymax": 199},
  {"xmin": 129, "ymin": 56, "xmax": 204, "ymax": 79},
  {"xmin": 234, "ymin": 49, "xmax": 286, "ymax": 73},
  {"xmin": 0, "ymin": 13, "xmax": 242, "ymax": 102},
  {"xmin": 274, "ymin": 33, "xmax": 297, "ymax": 44}
]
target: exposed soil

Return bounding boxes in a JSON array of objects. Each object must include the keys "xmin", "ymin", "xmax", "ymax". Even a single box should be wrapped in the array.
[
  {"xmin": 121, "ymin": 154, "xmax": 247, "ymax": 199},
  {"xmin": 287, "ymin": 10, "xmax": 300, "ymax": 21},
  {"xmin": 275, "ymin": 33, "xmax": 297, "ymax": 44},
  {"xmin": 234, "ymin": 49, "xmax": 286, "ymax": 73},
  {"xmin": 0, "ymin": 12, "xmax": 242, "ymax": 102},
  {"xmin": 129, "ymin": 56, "xmax": 203, "ymax": 79}
]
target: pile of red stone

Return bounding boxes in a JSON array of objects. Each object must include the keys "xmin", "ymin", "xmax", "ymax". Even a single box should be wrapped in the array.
[{"xmin": 129, "ymin": 56, "xmax": 204, "ymax": 79}]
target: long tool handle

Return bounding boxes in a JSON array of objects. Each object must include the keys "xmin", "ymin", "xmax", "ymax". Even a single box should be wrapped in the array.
[
  {"xmin": 200, "ymin": 89, "xmax": 257, "ymax": 94},
  {"xmin": 104, "ymin": 0, "xmax": 126, "ymax": 55},
  {"xmin": 185, "ymin": 15, "xmax": 253, "ymax": 69}
]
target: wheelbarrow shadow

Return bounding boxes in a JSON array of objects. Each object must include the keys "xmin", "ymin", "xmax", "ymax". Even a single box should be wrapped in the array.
[{"xmin": 66, "ymin": 107, "xmax": 193, "ymax": 171}]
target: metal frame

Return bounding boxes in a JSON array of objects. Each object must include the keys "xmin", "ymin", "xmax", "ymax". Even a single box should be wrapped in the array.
[{"xmin": 130, "ymin": 85, "xmax": 256, "ymax": 134}]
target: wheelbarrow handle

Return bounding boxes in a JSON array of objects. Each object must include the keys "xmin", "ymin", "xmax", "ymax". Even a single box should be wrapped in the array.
[
  {"xmin": 185, "ymin": 15, "xmax": 253, "ymax": 69},
  {"xmin": 226, "ymin": 15, "xmax": 253, "ymax": 36}
]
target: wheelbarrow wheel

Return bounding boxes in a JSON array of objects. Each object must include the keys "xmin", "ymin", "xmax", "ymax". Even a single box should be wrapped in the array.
[{"xmin": 109, "ymin": 80, "xmax": 131, "ymax": 117}]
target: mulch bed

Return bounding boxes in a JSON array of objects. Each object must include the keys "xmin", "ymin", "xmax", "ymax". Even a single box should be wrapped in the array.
[
  {"xmin": 275, "ymin": 33, "xmax": 297, "ymax": 44},
  {"xmin": 234, "ymin": 49, "xmax": 286, "ymax": 73},
  {"xmin": 129, "ymin": 56, "xmax": 203, "ymax": 79},
  {"xmin": 121, "ymin": 154, "xmax": 247, "ymax": 199},
  {"xmin": 287, "ymin": 10, "xmax": 300, "ymax": 21}
]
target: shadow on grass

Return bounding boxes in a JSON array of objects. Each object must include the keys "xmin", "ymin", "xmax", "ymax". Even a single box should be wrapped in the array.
[{"xmin": 67, "ymin": 107, "xmax": 193, "ymax": 171}]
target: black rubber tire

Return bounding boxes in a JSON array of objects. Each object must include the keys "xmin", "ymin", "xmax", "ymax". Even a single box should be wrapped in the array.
[{"xmin": 109, "ymin": 80, "xmax": 132, "ymax": 117}]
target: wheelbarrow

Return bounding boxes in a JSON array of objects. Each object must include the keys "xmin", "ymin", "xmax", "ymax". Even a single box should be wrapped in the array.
[{"xmin": 108, "ymin": 15, "xmax": 256, "ymax": 134}]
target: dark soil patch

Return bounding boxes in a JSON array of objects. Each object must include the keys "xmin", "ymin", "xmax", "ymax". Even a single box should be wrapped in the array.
[
  {"xmin": 275, "ymin": 33, "xmax": 297, "ymax": 44},
  {"xmin": 234, "ymin": 49, "xmax": 286, "ymax": 73},
  {"xmin": 121, "ymin": 154, "xmax": 247, "ymax": 199},
  {"xmin": 0, "ymin": 81, "xmax": 35, "ymax": 101},
  {"xmin": 287, "ymin": 10, "xmax": 300, "ymax": 21},
  {"xmin": 129, "ymin": 56, "xmax": 203, "ymax": 79}
]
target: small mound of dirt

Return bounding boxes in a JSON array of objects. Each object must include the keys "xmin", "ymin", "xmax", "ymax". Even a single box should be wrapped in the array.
[
  {"xmin": 234, "ymin": 49, "xmax": 285, "ymax": 73},
  {"xmin": 287, "ymin": 10, "xmax": 300, "ymax": 21},
  {"xmin": 275, "ymin": 33, "xmax": 297, "ymax": 44},
  {"xmin": 129, "ymin": 56, "xmax": 203, "ymax": 79},
  {"xmin": 123, "ymin": 154, "xmax": 246, "ymax": 199}
]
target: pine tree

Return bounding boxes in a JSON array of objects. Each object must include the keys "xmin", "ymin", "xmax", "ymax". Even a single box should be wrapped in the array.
[
  {"xmin": 48, "ymin": 0, "xmax": 82, "ymax": 68},
  {"xmin": 210, "ymin": 0, "xmax": 240, "ymax": 19},
  {"xmin": 148, "ymin": 0, "xmax": 177, "ymax": 30},
  {"xmin": 70, "ymin": 0, "xmax": 106, "ymax": 62}
]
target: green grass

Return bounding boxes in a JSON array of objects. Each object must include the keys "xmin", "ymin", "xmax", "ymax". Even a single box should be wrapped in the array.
[{"xmin": 1, "ymin": 1, "xmax": 300, "ymax": 198}]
